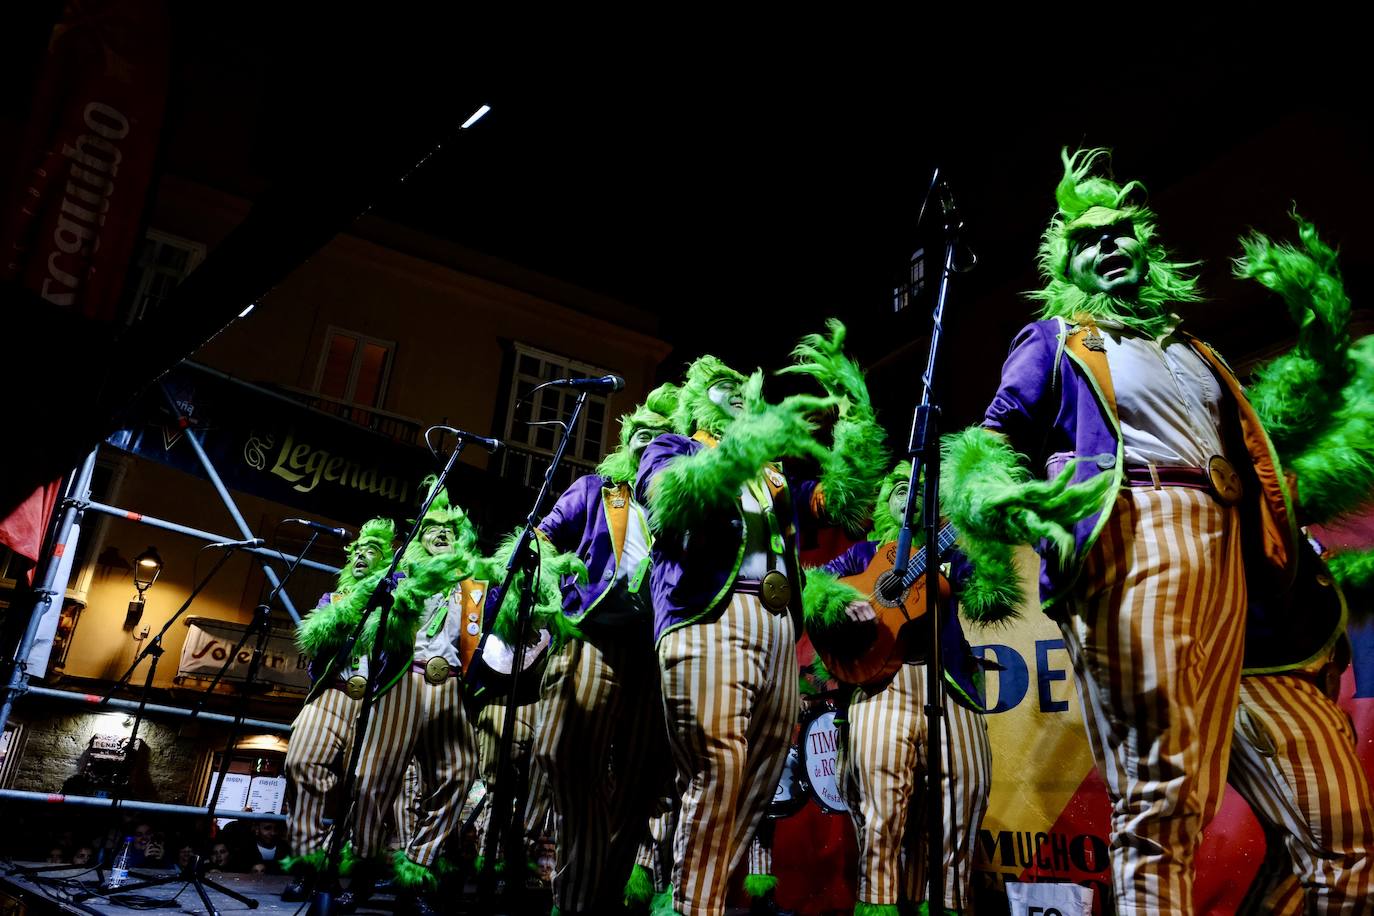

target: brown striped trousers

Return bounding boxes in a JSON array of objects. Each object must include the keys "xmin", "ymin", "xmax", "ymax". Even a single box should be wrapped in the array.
[
  {"xmin": 658, "ymin": 593, "xmax": 798, "ymax": 916},
  {"xmin": 285, "ymin": 686, "xmax": 361, "ymax": 858},
  {"xmin": 1231, "ymin": 672, "xmax": 1374, "ymax": 915},
  {"xmin": 1058, "ymin": 487, "xmax": 1248, "ymax": 916},
  {"xmin": 841, "ymin": 662, "xmax": 992, "ymax": 910},
  {"xmin": 352, "ymin": 672, "xmax": 479, "ymax": 867},
  {"xmin": 471, "ymin": 697, "xmax": 541, "ymax": 856},
  {"xmin": 634, "ymin": 797, "xmax": 681, "ymax": 893},
  {"xmin": 533, "ymin": 634, "xmax": 671, "ymax": 912}
]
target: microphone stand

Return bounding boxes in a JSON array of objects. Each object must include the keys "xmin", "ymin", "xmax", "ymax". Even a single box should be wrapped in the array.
[
  {"xmin": 307, "ymin": 435, "xmax": 471, "ymax": 916},
  {"xmin": 476, "ymin": 387, "xmax": 590, "ymax": 911},
  {"xmin": 888, "ymin": 170, "xmax": 973, "ymax": 914}
]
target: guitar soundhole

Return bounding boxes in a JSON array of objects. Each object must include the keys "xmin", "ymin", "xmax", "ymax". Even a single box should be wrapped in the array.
[{"xmin": 873, "ymin": 570, "xmax": 908, "ymax": 608}]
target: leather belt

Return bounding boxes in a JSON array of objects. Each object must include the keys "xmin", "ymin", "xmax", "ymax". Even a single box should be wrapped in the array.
[
  {"xmin": 1124, "ymin": 455, "xmax": 1243, "ymax": 505},
  {"xmin": 734, "ymin": 570, "xmax": 792, "ymax": 613}
]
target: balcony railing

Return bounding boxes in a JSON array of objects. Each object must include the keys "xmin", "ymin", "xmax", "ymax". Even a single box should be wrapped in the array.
[
  {"xmin": 498, "ymin": 443, "xmax": 599, "ymax": 494},
  {"xmin": 266, "ymin": 385, "xmax": 424, "ymax": 446}
]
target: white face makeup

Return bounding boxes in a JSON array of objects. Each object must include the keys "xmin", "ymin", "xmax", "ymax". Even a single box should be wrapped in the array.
[
  {"xmin": 420, "ymin": 522, "xmax": 456, "ymax": 556},
  {"xmin": 707, "ymin": 378, "xmax": 745, "ymax": 418},
  {"xmin": 887, "ymin": 480, "xmax": 909, "ymax": 524},
  {"xmin": 351, "ymin": 543, "xmax": 383, "ymax": 578},
  {"xmin": 1067, "ymin": 221, "xmax": 1147, "ymax": 296},
  {"xmin": 628, "ymin": 426, "xmax": 659, "ymax": 455}
]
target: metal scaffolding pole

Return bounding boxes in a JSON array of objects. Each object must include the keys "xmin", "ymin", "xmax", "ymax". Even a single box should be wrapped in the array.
[
  {"xmin": 23, "ymin": 686, "xmax": 291, "ymax": 734},
  {"xmin": 161, "ymin": 382, "xmax": 304, "ymax": 626},
  {"xmin": 82, "ymin": 500, "xmax": 340, "ymax": 577},
  {"xmin": 0, "ymin": 789, "xmax": 289, "ymax": 822},
  {"xmin": 0, "ymin": 449, "xmax": 99, "ymax": 739}
]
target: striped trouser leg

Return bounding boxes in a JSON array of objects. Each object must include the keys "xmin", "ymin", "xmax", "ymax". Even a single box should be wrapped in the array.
[
  {"xmin": 1058, "ymin": 487, "xmax": 1247, "ymax": 916},
  {"xmin": 844, "ymin": 664, "xmax": 993, "ymax": 908},
  {"xmin": 901, "ymin": 671, "xmax": 993, "ymax": 911},
  {"xmin": 635, "ymin": 799, "xmax": 680, "ymax": 892},
  {"xmin": 658, "ymin": 593, "xmax": 797, "ymax": 916},
  {"xmin": 472, "ymin": 699, "xmax": 536, "ymax": 855},
  {"xmin": 285, "ymin": 688, "xmax": 360, "ymax": 857},
  {"xmin": 746, "ymin": 822, "xmax": 774, "ymax": 876},
  {"xmin": 405, "ymin": 676, "xmax": 479, "ymax": 866},
  {"xmin": 1228, "ymin": 673, "xmax": 1374, "ymax": 914},
  {"xmin": 388, "ymin": 760, "xmax": 423, "ymax": 852},
  {"xmin": 354, "ymin": 673, "xmax": 426, "ymax": 860},
  {"xmin": 534, "ymin": 634, "xmax": 669, "ymax": 911}
]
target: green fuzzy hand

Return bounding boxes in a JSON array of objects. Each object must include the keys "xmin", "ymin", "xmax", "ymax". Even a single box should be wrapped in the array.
[
  {"xmin": 1325, "ymin": 547, "xmax": 1374, "ymax": 595},
  {"xmin": 488, "ymin": 532, "xmax": 585, "ymax": 653},
  {"xmin": 801, "ymin": 567, "xmax": 868, "ymax": 635},
  {"xmin": 777, "ymin": 319, "xmax": 872, "ymax": 416},
  {"xmin": 649, "ymin": 391, "xmax": 836, "ymax": 534},
  {"xmin": 941, "ymin": 427, "xmax": 1116, "ymax": 560},
  {"xmin": 1235, "ymin": 212, "xmax": 1350, "ymax": 364},
  {"xmin": 955, "ymin": 537, "xmax": 1024, "ymax": 626}
]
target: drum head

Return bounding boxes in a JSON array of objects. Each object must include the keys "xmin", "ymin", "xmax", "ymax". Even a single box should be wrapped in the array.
[
  {"xmin": 767, "ymin": 745, "xmax": 807, "ymax": 819},
  {"xmin": 798, "ymin": 702, "xmax": 848, "ymax": 814}
]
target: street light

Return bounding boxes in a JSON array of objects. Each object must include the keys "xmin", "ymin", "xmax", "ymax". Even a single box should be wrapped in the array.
[{"xmin": 127, "ymin": 546, "xmax": 162, "ymax": 627}]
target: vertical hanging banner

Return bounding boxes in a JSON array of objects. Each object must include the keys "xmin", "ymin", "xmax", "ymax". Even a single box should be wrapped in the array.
[
  {"xmin": 0, "ymin": 0, "xmax": 170, "ymax": 322},
  {"xmin": 0, "ymin": 0, "xmax": 169, "ymax": 664}
]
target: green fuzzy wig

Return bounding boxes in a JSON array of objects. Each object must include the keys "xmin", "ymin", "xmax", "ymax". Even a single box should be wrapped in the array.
[
  {"xmin": 402, "ymin": 475, "xmax": 478, "ymax": 569},
  {"xmin": 596, "ymin": 382, "xmax": 681, "ymax": 485},
  {"xmin": 390, "ymin": 850, "xmax": 437, "ymax": 892},
  {"xmin": 1030, "ymin": 148, "xmax": 1202, "ymax": 338},
  {"xmin": 671, "ymin": 355, "xmax": 748, "ymax": 437}
]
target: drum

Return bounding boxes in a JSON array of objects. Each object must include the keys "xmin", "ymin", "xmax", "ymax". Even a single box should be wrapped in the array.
[
  {"xmin": 798, "ymin": 700, "xmax": 848, "ymax": 814},
  {"xmin": 766, "ymin": 744, "xmax": 807, "ymax": 818}
]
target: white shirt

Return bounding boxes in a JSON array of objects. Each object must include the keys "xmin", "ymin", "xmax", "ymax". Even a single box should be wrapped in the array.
[
  {"xmin": 1095, "ymin": 319, "xmax": 1227, "ymax": 467},
  {"xmin": 615, "ymin": 500, "xmax": 651, "ymax": 583},
  {"xmin": 411, "ymin": 588, "xmax": 464, "ymax": 667},
  {"xmin": 738, "ymin": 478, "xmax": 785, "ymax": 581}
]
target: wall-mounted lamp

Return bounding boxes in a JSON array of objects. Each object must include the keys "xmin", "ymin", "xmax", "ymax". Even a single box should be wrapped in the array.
[{"xmin": 127, "ymin": 546, "xmax": 162, "ymax": 628}]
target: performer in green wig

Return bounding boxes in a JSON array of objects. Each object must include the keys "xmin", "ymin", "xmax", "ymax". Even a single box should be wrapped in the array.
[
  {"xmin": 335, "ymin": 478, "xmax": 578, "ymax": 916},
  {"xmin": 941, "ymin": 148, "xmax": 1373, "ymax": 914},
  {"xmin": 636, "ymin": 320, "xmax": 888, "ymax": 916},
  {"xmin": 802, "ymin": 462, "xmax": 1019, "ymax": 916},
  {"xmin": 525, "ymin": 383, "xmax": 682, "ymax": 916},
  {"xmin": 281, "ymin": 517, "xmax": 396, "ymax": 902}
]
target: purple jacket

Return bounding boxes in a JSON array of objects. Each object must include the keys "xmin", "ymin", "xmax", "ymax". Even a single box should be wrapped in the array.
[
  {"xmin": 537, "ymin": 473, "xmax": 641, "ymax": 622},
  {"xmin": 636, "ymin": 433, "xmax": 820, "ymax": 643},
  {"xmin": 819, "ymin": 540, "xmax": 990, "ymax": 712},
  {"xmin": 984, "ymin": 318, "xmax": 1298, "ymax": 620}
]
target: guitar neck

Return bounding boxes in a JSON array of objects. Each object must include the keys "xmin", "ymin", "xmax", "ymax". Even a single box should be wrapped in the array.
[{"xmin": 900, "ymin": 524, "xmax": 959, "ymax": 589}]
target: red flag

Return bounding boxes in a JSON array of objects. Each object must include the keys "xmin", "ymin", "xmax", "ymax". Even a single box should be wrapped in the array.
[{"xmin": 0, "ymin": 0, "xmax": 168, "ymax": 571}]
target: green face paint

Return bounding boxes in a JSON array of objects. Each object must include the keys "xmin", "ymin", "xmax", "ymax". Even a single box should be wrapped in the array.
[{"xmin": 1067, "ymin": 221, "xmax": 1148, "ymax": 297}]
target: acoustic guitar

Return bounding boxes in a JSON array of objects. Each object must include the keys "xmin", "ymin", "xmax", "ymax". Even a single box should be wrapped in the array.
[{"xmin": 812, "ymin": 524, "xmax": 958, "ymax": 688}]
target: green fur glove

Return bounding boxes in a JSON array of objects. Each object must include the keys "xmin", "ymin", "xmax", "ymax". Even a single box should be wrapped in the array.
[
  {"xmin": 488, "ymin": 531, "xmax": 585, "ymax": 653},
  {"xmin": 1325, "ymin": 546, "xmax": 1374, "ymax": 595},
  {"xmin": 648, "ymin": 383, "xmax": 836, "ymax": 535},
  {"xmin": 955, "ymin": 536, "xmax": 1023, "ymax": 625},
  {"xmin": 940, "ymin": 427, "xmax": 1116, "ymax": 560},
  {"xmin": 777, "ymin": 319, "xmax": 872, "ymax": 416},
  {"xmin": 1240, "ymin": 214, "xmax": 1354, "ymax": 455},
  {"xmin": 801, "ymin": 567, "xmax": 868, "ymax": 636},
  {"xmin": 1270, "ymin": 336, "xmax": 1374, "ymax": 522}
]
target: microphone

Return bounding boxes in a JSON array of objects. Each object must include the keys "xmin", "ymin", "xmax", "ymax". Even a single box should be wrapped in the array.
[
  {"xmin": 285, "ymin": 518, "xmax": 352, "ymax": 539},
  {"xmin": 543, "ymin": 374, "xmax": 625, "ymax": 393},
  {"xmin": 206, "ymin": 537, "xmax": 265, "ymax": 550},
  {"xmin": 436, "ymin": 428, "xmax": 504, "ymax": 453}
]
